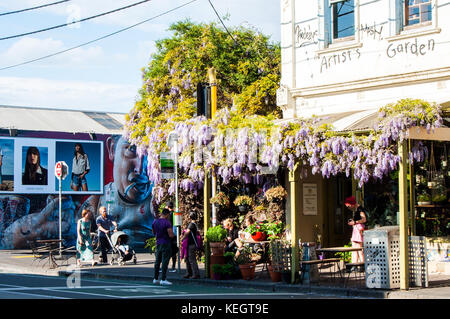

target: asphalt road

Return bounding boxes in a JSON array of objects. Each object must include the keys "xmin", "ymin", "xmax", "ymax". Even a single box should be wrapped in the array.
[{"xmin": 0, "ymin": 273, "xmax": 348, "ymax": 299}]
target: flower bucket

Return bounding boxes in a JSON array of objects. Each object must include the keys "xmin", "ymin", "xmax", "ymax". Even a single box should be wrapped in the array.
[
  {"xmin": 251, "ymin": 231, "xmax": 267, "ymax": 241},
  {"xmin": 238, "ymin": 262, "xmax": 256, "ymax": 280}
]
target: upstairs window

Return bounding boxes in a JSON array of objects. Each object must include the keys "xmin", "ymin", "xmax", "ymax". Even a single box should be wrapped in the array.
[
  {"xmin": 405, "ymin": 0, "xmax": 432, "ymax": 27},
  {"xmin": 331, "ymin": 0, "xmax": 355, "ymax": 39}
]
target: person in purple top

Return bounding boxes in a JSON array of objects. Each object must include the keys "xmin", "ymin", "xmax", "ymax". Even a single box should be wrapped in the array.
[{"xmin": 151, "ymin": 208, "xmax": 175, "ymax": 285}]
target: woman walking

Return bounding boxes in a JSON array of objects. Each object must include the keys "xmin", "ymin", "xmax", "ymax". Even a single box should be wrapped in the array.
[{"xmin": 76, "ymin": 209, "xmax": 96, "ymax": 267}]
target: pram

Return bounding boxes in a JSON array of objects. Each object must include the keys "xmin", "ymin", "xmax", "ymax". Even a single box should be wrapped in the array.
[{"xmin": 105, "ymin": 231, "xmax": 137, "ymax": 266}]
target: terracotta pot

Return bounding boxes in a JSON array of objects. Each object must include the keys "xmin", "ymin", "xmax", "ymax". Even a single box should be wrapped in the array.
[
  {"xmin": 267, "ymin": 264, "xmax": 281, "ymax": 282},
  {"xmin": 238, "ymin": 262, "xmax": 256, "ymax": 280},
  {"xmin": 251, "ymin": 231, "xmax": 267, "ymax": 241},
  {"xmin": 209, "ymin": 242, "xmax": 225, "ymax": 256}
]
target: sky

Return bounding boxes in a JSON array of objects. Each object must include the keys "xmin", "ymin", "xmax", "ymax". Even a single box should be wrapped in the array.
[{"xmin": 0, "ymin": 0, "xmax": 281, "ymax": 114}]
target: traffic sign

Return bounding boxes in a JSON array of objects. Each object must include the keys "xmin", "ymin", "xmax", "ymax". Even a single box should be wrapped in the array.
[{"xmin": 55, "ymin": 161, "xmax": 69, "ymax": 180}]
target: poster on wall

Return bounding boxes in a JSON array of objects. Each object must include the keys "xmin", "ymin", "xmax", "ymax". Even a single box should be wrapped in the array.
[
  {"xmin": 303, "ymin": 183, "xmax": 318, "ymax": 215},
  {"xmin": 0, "ymin": 138, "xmax": 14, "ymax": 192},
  {"xmin": 15, "ymin": 138, "xmax": 55, "ymax": 194},
  {"xmin": 55, "ymin": 140, "xmax": 103, "ymax": 194}
]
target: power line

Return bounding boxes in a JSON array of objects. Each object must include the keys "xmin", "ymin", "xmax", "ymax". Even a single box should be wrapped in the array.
[
  {"xmin": 0, "ymin": 0, "xmax": 71, "ymax": 17},
  {"xmin": 0, "ymin": 0, "xmax": 152, "ymax": 41},
  {"xmin": 0, "ymin": 0, "xmax": 198, "ymax": 71},
  {"xmin": 207, "ymin": 0, "xmax": 279, "ymax": 86}
]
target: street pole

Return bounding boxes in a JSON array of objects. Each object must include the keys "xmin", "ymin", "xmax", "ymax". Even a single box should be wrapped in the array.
[
  {"xmin": 174, "ymin": 138, "xmax": 181, "ymax": 274},
  {"xmin": 58, "ymin": 175, "xmax": 62, "ymax": 256},
  {"xmin": 208, "ymin": 67, "xmax": 217, "ymax": 226}
]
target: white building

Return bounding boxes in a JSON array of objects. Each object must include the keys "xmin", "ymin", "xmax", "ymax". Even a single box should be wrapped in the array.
[{"xmin": 278, "ymin": 0, "xmax": 450, "ymax": 123}]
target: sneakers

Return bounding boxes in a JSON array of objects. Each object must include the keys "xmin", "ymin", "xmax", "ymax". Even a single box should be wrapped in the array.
[
  {"xmin": 153, "ymin": 279, "xmax": 160, "ymax": 284},
  {"xmin": 160, "ymin": 280, "xmax": 172, "ymax": 286},
  {"xmin": 169, "ymin": 268, "xmax": 177, "ymax": 273}
]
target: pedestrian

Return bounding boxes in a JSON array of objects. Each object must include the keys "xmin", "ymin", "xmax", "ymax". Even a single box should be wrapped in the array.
[
  {"xmin": 345, "ymin": 196, "xmax": 367, "ymax": 265},
  {"xmin": 71, "ymin": 143, "xmax": 90, "ymax": 191},
  {"xmin": 180, "ymin": 211, "xmax": 200, "ymax": 279},
  {"xmin": 165, "ymin": 201, "xmax": 178, "ymax": 272},
  {"xmin": 96, "ymin": 206, "xmax": 118, "ymax": 264},
  {"xmin": 223, "ymin": 218, "xmax": 243, "ymax": 256},
  {"xmin": 152, "ymin": 208, "xmax": 175, "ymax": 285},
  {"xmin": 76, "ymin": 209, "xmax": 96, "ymax": 267}
]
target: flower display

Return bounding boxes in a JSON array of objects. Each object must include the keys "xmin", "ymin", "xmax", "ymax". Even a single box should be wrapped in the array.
[
  {"xmin": 210, "ymin": 191, "xmax": 230, "ymax": 207},
  {"xmin": 264, "ymin": 186, "xmax": 288, "ymax": 202},
  {"xmin": 233, "ymin": 195, "xmax": 253, "ymax": 207}
]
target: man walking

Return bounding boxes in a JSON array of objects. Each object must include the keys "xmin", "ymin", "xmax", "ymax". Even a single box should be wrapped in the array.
[
  {"xmin": 165, "ymin": 201, "xmax": 178, "ymax": 272},
  {"xmin": 152, "ymin": 208, "xmax": 175, "ymax": 285},
  {"xmin": 96, "ymin": 206, "xmax": 117, "ymax": 264}
]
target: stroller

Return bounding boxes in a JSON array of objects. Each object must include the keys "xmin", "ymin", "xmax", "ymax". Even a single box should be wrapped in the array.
[{"xmin": 105, "ymin": 231, "xmax": 137, "ymax": 266}]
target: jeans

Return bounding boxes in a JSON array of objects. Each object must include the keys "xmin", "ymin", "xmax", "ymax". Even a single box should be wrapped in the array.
[
  {"xmin": 154, "ymin": 243, "xmax": 172, "ymax": 281},
  {"xmin": 185, "ymin": 244, "xmax": 200, "ymax": 277},
  {"xmin": 99, "ymin": 236, "xmax": 111, "ymax": 263}
]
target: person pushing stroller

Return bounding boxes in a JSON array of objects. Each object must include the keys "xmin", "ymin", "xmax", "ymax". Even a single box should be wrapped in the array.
[{"xmin": 96, "ymin": 206, "xmax": 117, "ymax": 264}]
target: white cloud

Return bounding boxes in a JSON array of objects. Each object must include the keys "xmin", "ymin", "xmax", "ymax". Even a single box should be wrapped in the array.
[
  {"xmin": 0, "ymin": 76, "xmax": 137, "ymax": 113},
  {"xmin": 0, "ymin": 37, "xmax": 104, "ymax": 67}
]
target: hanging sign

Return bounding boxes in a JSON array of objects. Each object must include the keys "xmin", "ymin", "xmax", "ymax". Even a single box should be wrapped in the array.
[{"xmin": 160, "ymin": 152, "xmax": 175, "ymax": 179}]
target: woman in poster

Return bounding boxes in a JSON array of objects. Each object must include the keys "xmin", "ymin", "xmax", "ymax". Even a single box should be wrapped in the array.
[
  {"xmin": 22, "ymin": 147, "xmax": 48, "ymax": 185},
  {"xmin": 71, "ymin": 143, "xmax": 90, "ymax": 191}
]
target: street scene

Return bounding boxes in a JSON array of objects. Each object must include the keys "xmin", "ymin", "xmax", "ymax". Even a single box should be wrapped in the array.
[{"xmin": 0, "ymin": 0, "xmax": 449, "ymax": 307}]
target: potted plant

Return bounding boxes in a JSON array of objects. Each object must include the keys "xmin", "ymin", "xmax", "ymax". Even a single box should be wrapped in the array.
[
  {"xmin": 206, "ymin": 225, "xmax": 227, "ymax": 256},
  {"xmin": 417, "ymin": 192, "xmax": 431, "ymax": 205},
  {"xmin": 264, "ymin": 185, "xmax": 288, "ymax": 203},
  {"xmin": 266, "ymin": 245, "xmax": 282, "ymax": 282},
  {"xmin": 265, "ymin": 221, "xmax": 284, "ymax": 239},
  {"xmin": 210, "ymin": 191, "xmax": 230, "ymax": 209},
  {"xmin": 235, "ymin": 246, "xmax": 256, "ymax": 280},
  {"xmin": 233, "ymin": 195, "xmax": 253, "ymax": 212},
  {"xmin": 244, "ymin": 220, "xmax": 268, "ymax": 241}
]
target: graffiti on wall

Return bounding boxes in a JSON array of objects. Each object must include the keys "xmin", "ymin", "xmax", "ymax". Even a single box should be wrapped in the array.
[{"xmin": 0, "ymin": 134, "xmax": 155, "ymax": 250}]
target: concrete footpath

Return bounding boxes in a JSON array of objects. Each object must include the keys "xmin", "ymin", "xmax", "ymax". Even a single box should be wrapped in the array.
[{"xmin": 0, "ymin": 249, "xmax": 448, "ymax": 299}]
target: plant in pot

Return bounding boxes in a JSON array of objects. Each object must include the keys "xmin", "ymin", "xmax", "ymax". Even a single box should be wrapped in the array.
[
  {"xmin": 233, "ymin": 195, "xmax": 253, "ymax": 213},
  {"xmin": 206, "ymin": 225, "xmax": 227, "ymax": 256},
  {"xmin": 210, "ymin": 191, "xmax": 230, "ymax": 209},
  {"xmin": 266, "ymin": 244, "xmax": 282, "ymax": 282},
  {"xmin": 417, "ymin": 192, "xmax": 431, "ymax": 205},
  {"xmin": 244, "ymin": 220, "xmax": 268, "ymax": 241},
  {"xmin": 235, "ymin": 246, "xmax": 256, "ymax": 280},
  {"xmin": 265, "ymin": 221, "xmax": 284, "ymax": 240},
  {"xmin": 264, "ymin": 185, "xmax": 288, "ymax": 203}
]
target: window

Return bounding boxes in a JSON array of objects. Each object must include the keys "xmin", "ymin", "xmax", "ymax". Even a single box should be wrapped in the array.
[
  {"xmin": 331, "ymin": 0, "xmax": 355, "ymax": 39},
  {"xmin": 405, "ymin": 0, "xmax": 432, "ymax": 27}
]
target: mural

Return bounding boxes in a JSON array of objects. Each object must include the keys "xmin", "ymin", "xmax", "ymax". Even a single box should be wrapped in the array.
[{"xmin": 0, "ymin": 134, "xmax": 155, "ymax": 250}]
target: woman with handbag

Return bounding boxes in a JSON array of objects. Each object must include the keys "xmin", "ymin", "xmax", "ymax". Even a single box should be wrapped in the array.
[{"xmin": 180, "ymin": 211, "xmax": 200, "ymax": 279}]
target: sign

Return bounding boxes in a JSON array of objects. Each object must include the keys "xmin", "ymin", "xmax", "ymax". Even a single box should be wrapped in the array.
[
  {"xmin": 174, "ymin": 212, "xmax": 182, "ymax": 227},
  {"xmin": 55, "ymin": 161, "xmax": 68, "ymax": 180},
  {"xmin": 303, "ymin": 183, "xmax": 318, "ymax": 215},
  {"xmin": 160, "ymin": 152, "xmax": 175, "ymax": 179}
]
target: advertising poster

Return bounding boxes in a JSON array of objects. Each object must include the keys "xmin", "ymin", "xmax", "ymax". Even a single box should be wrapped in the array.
[
  {"xmin": 0, "ymin": 138, "xmax": 14, "ymax": 192},
  {"xmin": 55, "ymin": 140, "xmax": 103, "ymax": 194}
]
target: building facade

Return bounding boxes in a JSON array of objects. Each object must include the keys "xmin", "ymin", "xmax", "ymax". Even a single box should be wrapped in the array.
[{"xmin": 278, "ymin": 0, "xmax": 450, "ymax": 119}]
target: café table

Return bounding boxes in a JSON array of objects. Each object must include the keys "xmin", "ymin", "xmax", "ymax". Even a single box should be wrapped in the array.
[{"xmin": 316, "ymin": 246, "xmax": 365, "ymax": 286}]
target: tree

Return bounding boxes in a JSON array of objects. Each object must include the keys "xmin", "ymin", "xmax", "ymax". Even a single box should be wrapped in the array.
[{"xmin": 124, "ymin": 19, "xmax": 281, "ymax": 154}]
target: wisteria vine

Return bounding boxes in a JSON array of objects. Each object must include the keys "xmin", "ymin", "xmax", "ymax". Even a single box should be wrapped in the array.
[{"xmin": 124, "ymin": 98, "xmax": 443, "ymax": 203}]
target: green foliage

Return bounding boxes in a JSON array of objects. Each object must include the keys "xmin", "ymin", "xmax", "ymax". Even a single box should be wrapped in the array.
[
  {"xmin": 125, "ymin": 19, "xmax": 281, "ymax": 154},
  {"xmin": 335, "ymin": 242, "xmax": 352, "ymax": 263},
  {"xmin": 144, "ymin": 237, "xmax": 157, "ymax": 254},
  {"xmin": 235, "ymin": 245, "xmax": 253, "ymax": 265},
  {"xmin": 206, "ymin": 225, "xmax": 227, "ymax": 242}
]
